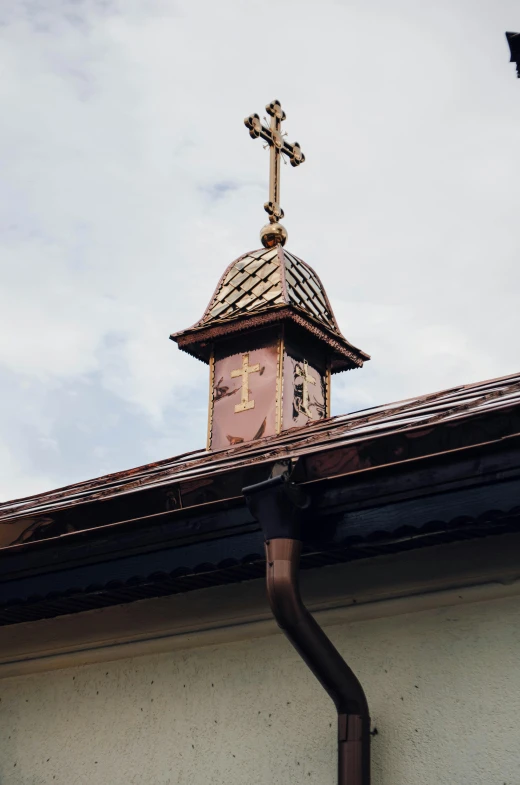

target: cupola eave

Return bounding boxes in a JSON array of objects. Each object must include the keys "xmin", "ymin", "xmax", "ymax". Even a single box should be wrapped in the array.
[{"xmin": 170, "ymin": 246, "xmax": 370, "ymax": 374}]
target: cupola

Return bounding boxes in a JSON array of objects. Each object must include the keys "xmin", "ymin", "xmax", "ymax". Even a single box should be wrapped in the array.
[{"xmin": 170, "ymin": 100, "xmax": 369, "ymax": 450}]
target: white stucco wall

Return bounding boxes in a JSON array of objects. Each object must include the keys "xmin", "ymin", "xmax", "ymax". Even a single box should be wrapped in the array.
[{"xmin": 1, "ymin": 593, "xmax": 519, "ymax": 785}]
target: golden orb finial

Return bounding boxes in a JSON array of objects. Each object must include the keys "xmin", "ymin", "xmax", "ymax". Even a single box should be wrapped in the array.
[{"xmin": 260, "ymin": 222, "xmax": 288, "ymax": 248}]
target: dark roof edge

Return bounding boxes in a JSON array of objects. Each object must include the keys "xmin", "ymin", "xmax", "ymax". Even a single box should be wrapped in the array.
[{"xmin": 3, "ymin": 429, "xmax": 520, "ymax": 561}]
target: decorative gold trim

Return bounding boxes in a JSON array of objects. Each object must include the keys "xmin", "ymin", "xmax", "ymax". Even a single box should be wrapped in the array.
[
  {"xmin": 206, "ymin": 350, "xmax": 215, "ymax": 451},
  {"xmin": 173, "ymin": 305, "xmax": 369, "ymax": 370},
  {"xmin": 326, "ymin": 362, "xmax": 332, "ymax": 418},
  {"xmin": 275, "ymin": 327, "xmax": 285, "ymax": 433},
  {"xmin": 231, "ymin": 353, "xmax": 260, "ymax": 413}
]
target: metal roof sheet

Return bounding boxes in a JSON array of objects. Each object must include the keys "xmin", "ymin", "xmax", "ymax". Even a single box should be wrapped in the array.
[{"xmin": 1, "ymin": 370, "xmax": 519, "ymax": 526}]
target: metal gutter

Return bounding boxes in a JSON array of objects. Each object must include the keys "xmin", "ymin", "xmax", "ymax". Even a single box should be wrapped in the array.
[
  {"xmin": 0, "ymin": 505, "xmax": 518, "ymax": 627},
  {"xmin": 1, "ymin": 439, "xmax": 519, "ymax": 627},
  {"xmin": 3, "ymin": 431, "xmax": 520, "ymax": 559}
]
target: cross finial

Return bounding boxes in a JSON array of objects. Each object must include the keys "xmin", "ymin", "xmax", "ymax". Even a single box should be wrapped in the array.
[{"xmin": 244, "ymin": 99, "xmax": 305, "ymax": 248}]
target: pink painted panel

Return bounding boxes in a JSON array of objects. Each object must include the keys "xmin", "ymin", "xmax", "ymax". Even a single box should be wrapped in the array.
[
  {"xmin": 282, "ymin": 354, "xmax": 326, "ymax": 431},
  {"xmin": 211, "ymin": 343, "xmax": 279, "ymax": 451}
]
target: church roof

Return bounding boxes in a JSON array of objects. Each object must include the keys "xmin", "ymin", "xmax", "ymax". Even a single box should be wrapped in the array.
[
  {"xmin": 0, "ymin": 370, "xmax": 519, "ymax": 625},
  {"xmin": 171, "ymin": 246, "xmax": 369, "ymax": 371},
  {"xmin": 1, "ymin": 369, "xmax": 519, "ymax": 531}
]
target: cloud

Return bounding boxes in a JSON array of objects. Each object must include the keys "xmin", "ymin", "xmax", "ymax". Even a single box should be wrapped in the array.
[{"xmin": 1, "ymin": 0, "xmax": 519, "ymax": 498}]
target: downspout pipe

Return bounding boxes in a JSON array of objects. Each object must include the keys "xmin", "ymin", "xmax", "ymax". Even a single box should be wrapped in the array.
[{"xmin": 243, "ymin": 472, "xmax": 370, "ymax": 785}]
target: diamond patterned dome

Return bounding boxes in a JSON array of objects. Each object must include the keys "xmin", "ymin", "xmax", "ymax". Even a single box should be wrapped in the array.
[
  {"xmin": 202, "ymin": 246, "xmax": 339, "ymax": 332},
  {"xmin": 171, "ymin": 245, "xmax": 369, "ymax": 373}
]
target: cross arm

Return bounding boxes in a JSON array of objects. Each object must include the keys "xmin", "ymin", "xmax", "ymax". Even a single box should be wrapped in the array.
[
  {"xmin": 281, "ymin": 139, "xmax": 305, "ymax": 168},
  {"xmin": 244, "ymin": 114, "xmax": 274, "ymax": 146},
  {"xmin": 244, "ymin": 114, "xmax": 305, "ymax": 167}
]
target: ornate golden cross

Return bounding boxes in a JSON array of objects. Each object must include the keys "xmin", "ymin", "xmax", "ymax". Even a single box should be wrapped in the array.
[
  {"xmin": 244, "ymin": 99, "xmax": 305, "ymax": 244},
  {"xmin": 231, "ymin": 353, "xmax": 260, "ymax": 413},
  {"xmin": 296, "ymin": 360, "xmax": 316, "ymax": 418}
]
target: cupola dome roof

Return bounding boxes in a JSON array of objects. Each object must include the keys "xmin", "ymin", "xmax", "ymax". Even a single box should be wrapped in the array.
[
  {"xmin": 171, "ymin": 246, "xmax": 369, "ymax": 374},
  {"xmin": 203, "ymin": 246, "xmax": 338, "ymax": 331}
]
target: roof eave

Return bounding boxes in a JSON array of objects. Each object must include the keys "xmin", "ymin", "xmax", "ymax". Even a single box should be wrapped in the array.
[{"xmin": 171, "ymin": 305, "xmax": 370, "ymax": 371}]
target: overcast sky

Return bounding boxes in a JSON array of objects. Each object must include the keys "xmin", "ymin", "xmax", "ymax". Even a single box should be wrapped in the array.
[{"xmin": 1, "ymin": 0, "xmax": 519, "ymax": 500}]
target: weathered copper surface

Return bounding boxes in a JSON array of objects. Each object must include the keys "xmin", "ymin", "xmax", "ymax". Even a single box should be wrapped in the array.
[
  {"xmin": 209, "ymin": 326, "xmax": 330, "ymax": 448},
  {"xmin": 211, "ymin": 342, "xmax": 280, "ymax": 451}
]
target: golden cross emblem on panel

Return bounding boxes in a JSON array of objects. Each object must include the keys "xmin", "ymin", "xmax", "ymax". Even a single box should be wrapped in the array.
[
  {"xmin": 231, "ymin": 353, "xmax": 260, "ymax": 413},
  {"xmin": 296, "ymin": 360, "xmax": 316, "ymax": 418},
  {"xmin": 244, "ymin": 99, "xmax": 305, "ymax": 246}
]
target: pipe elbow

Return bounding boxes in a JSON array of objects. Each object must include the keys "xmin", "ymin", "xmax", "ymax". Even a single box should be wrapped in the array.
[{"xmin": 266, "ymin": 554, "xmax": 305, "ymax": 630}]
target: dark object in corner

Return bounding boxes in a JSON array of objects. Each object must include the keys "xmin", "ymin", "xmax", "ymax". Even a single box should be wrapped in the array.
[
  {"xmin": 506, "ymin": 32, "xmax": 520, "ymax": 77},
  {"xmin": 244, "ymin": 472, "xmax": 370, "ymax": 785}
]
